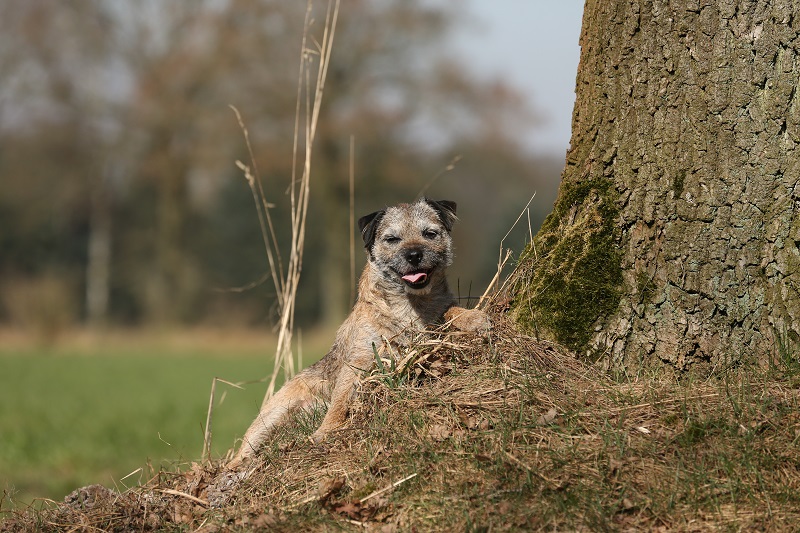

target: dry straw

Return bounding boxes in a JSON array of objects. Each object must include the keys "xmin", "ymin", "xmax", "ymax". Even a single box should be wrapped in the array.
[
  {"xmin": 201, "ymin": 0, "xmax": 341, "ymax": 463},
  {"xmin": 230, "ymin": 0, "xmax": 340, "ymax": 409}
]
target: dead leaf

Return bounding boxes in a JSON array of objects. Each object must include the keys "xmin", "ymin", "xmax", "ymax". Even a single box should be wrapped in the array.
[
  {"xmin": 369, "ymin": 444, "xmax": 391, "ymax": 475},
  {"xmin": 251, "ymin": 513, "xmax": 278, "ymax": 528},
  {"xmin": 428, "ymin": 424, "xmax": 452, "ymax": 441},
  {"xmin": 458, "ymin": 412, "xmax": 479, "ymax": 429},
  {"xmin": 458, "ymin": 412, "xmax": 492, "ymax": 431},
  {"xmin": 495, "ymin": 296, "xmax": 512, "ymax": 311},
  {"xmin": 536, "ymin": 407, "xmax": 558, "ymax": 425},
  {"xmin": 370, "ymin": 496, "xmax": 393, "ymax": 521},
  {"xmin": 317, "ymin": 476, "xmax": 345, "ymax": 503},
  {"xmin": 428, "ymin": 359, "xmax": 453, "ymax": 377},
  {"xmin": 334, "ymin": 501, "xmax": 362, "ymax": 519},
  {"xmin": 185, "ymin": 462, "xmax": 209, "ymax": 497},
  {"xmin": 334, "ymin": 498, "xmax": 390, "ymax": 521},
  {"xmin": 622, "ymin": 497, "xmax": 635, "ymax": 510}
]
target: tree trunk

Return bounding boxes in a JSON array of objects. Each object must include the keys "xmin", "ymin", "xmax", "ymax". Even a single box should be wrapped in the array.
[{"xmin": 511, "ymin": 0, "xmax": 800, "ymax": 371}]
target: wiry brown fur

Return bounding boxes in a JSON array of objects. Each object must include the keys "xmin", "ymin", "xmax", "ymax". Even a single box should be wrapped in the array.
[{"xmin": 228, "ymin": 198, "xmax": 489, "ymax": 468}]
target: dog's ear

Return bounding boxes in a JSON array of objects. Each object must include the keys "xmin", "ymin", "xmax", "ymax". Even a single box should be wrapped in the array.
[
  {"xmin": 424, "ymin": 198, "xmax": 458, "ymax": 232},
  {"xmin": 358, "ymin": 209, "xmax": 385, "ymax": 253}
]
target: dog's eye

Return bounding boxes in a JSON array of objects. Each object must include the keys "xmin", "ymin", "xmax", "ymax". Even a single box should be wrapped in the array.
[
  {"xmin": 383, "ymin": 235, "xmax": 401, "ymax": 244},
  {"xmin": 422, "ymin": 229, "xmax": 439, "ymax": 239}
]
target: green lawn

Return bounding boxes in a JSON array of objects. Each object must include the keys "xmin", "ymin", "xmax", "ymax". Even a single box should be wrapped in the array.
[{"xmin": 0, "ymin": 337, "xmax": 295, "ymax": 508}]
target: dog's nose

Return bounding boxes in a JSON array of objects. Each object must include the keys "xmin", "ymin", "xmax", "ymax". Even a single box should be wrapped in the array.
[{"xmin": 405, "ymin": 249, "xmax": 423, "ymax": 266}]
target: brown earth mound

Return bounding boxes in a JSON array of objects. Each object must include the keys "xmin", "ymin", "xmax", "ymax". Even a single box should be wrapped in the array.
[{"xmin": 3, "ymin": 309, "xmax": 799, "ymax": 531}]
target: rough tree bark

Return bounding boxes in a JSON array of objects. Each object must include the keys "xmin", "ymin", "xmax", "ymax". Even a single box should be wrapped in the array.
[{"xmin": 511, "ymin": 0, "xmax": 800, "ymax": 371}]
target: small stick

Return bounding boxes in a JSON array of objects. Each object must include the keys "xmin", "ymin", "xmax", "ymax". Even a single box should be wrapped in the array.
[
  {"xmin": 478, "ymin": 193, "xmax": 537, "ymax": 308},
  {"xmin": 605, "ymin": 392, "xmax": 720, "ymax": 414},
  {"xmin": 417, "ymin": 155, "xmax": 461, "ymax": 198},
  {"xmin": 158, "ymin": 489, "xmax": 209, "ymax": 508},
  {"xmin": 202, "ymin": 377, "xmax": 244, "ymax": 462},
  {"xmin": 477, "ymin": 249, "xmax": 512, "ymax": 308},
  {"xmin": 504, "ymin": 452, "xmax": 557, "ymax": 484},
  {"xmin": 292, "ymin": 494, "xmax": 319, "ymax": 508},
  {"xmin": 202, "ymin": 377, "xmax": 217, "ymax": 463},
  {"xmin": 120, "ymin": 467, "xmax": 143, "ymax": 482},
  {"xmin": 357, "ymin": 472, "xmax": 418, "ymax": 504}
]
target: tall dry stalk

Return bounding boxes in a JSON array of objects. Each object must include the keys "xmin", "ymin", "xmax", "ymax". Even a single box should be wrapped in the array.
[
  {"xmin": 477, "ymin": 193, "xmax": 536, "ymax": 309},
  {"xmin": 262, "ymin": 0, "xmax": 340, "ymax": 403},
  {"xmin": 229, "ymin": 0, "xmax": 339, "ymax": 411}
]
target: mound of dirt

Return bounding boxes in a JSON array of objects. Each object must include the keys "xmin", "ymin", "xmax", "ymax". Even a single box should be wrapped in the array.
[
  {"xmin": 7, "ymin": 306, "xmax": 797, "ymax": 531},
  {"xmin": 2, "ymin": 311, "xmax": 586, "ymax": 532}
]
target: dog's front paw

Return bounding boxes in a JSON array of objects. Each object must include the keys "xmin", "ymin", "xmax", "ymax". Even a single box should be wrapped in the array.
[
  {"xmin": 309, "ymin": 430, "xmax": 328, "ymax": 445},
  {"xmin": 225, "ymin": 455, "xmax": 248, "ymax": 471},
  {"xmin": 445, "ymin": 306, "xmax": 491, "ymax": 334}
]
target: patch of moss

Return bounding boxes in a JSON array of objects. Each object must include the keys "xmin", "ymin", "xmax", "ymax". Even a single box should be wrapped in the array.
[
  {"xmin": 636, "ymin": 271, "xmax": 657, "ymax": 304},
  {"xmin": 673, "ymin": 170, "xmax": 686, "ymax": 197},
  {"xmin": 511, "ymin": 177, "xmax": 623, "ymax": 354}
]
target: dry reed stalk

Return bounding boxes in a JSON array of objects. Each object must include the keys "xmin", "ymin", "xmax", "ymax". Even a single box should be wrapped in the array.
[
  {"xmin": 230, "ymin": 109, "xmax": 284, "ymax": 299},
  {"xmin": 229, "ymin": 1, "xmax": 339, "ymax": 410},
  {"xmin": 416, "ymin": 155, "xmax": 462, "ymax": 198},
  {"xmin": 477, "ymin": 193, "xmax": 537, "ymax": 309},
  {"xmin": 202, "ymin": 377, "xmax": 217, "ymax": 463},
  {"xmin": 477, "ymin": 249, "xmax": 512, "ymax": 309},
  {"xmin": 157, "ymin": 489, "xmax": 209, "ymax": 507},
  {"xmin": 202, "ymin": 377, "xmax": 243, "ymax": 463},
  {"xmin": 357, "ymin": 472, "xmax": 418, "ymax": 504},
  {"xmin": 263, "ymin": 0, "xmax": 340, "ymax": 403}
]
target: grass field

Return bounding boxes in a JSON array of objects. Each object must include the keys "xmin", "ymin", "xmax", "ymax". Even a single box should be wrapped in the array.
[{"xmin": 0, "ymin": 328, "xmax": 328, "ymax": 508}]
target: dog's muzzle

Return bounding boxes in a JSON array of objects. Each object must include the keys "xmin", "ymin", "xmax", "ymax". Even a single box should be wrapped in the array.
[{"xmin": 398, "ymin": 247, "xmax": 433, "ymax": 289}]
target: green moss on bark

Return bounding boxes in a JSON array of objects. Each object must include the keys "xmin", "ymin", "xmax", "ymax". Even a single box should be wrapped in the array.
[{"xmin": 511, "ymin": 177, "xmax": 623, "ymax": 354}]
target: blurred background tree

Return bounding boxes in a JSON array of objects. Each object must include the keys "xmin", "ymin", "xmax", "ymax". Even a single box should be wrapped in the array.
[{"xmin": 0, "ymin": 0, "xmax": 560, "ymax": 334}]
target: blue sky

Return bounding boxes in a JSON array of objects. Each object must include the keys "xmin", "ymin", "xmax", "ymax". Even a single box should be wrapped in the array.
[{"xmin": 450, "ymin": 2, "xmax": 584, "ymax": 157}]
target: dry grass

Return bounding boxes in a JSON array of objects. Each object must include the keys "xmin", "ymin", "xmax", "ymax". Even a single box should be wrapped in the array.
[
  {"xmin": 4, "ymin": 307, "xmax": 799, "ymax": 532},
  {"xmin": 231, "ymin": 0, "xmax": 340, "ymax": 404}
]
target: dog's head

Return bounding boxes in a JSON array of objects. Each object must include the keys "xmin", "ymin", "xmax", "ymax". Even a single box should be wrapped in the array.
[{"xmin": 358, "ymin": 198, "xmax": 457, "ymax": 295}]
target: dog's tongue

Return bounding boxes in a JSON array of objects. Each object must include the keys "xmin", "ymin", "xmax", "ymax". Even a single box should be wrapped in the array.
[{"xmin": 402, "ymin": 272, "xmax": 427, "ymax": 284}]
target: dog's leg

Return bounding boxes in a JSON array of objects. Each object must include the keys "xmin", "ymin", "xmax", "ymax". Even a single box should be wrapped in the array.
[
  {"xmin": 309, "ymin": 348, "xmax": 372, "ymax": 443},
  {"xmin": 228, "ymin": 372, "xmax": 324, "ymax": 468}
]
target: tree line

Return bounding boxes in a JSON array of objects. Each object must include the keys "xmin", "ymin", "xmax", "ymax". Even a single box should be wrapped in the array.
[{"xmin": 0, "ymin": 0, "xmax": 559, "ymax": 338}]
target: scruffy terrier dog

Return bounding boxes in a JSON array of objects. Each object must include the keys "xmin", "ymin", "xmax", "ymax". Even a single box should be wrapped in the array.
[{"xmin": 228, "ymin": 198, "xmax": 490, "ymax": 467}]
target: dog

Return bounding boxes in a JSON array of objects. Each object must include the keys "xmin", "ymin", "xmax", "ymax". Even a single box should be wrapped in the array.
[{"xmin": 228, "ymin": 198, "xmax": 490, "ymax": 468}]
